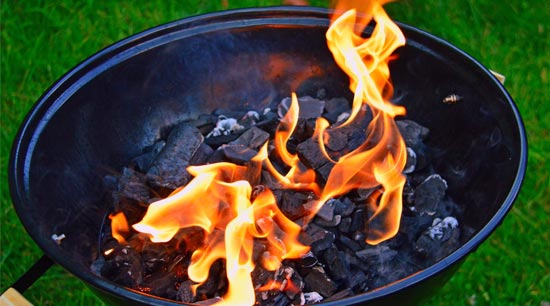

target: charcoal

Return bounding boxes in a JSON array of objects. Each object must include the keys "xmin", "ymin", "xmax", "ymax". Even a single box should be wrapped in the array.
[
  {"xmin": 356, "ymin": 245, "xmax": 398, "ymax": 264},
  {"xmin": 414, "ymin": 174, "xmax": 448, "ymax": 216},
  {"xmin": 313, "ymin": 215, "xmax": 341, "ymax": 228},
  {"xmin": 349, "ymin": 208, "xmax": 367, "ymax": 233},
  {"xmin": 304, "ymin": 267, "xmax": 338, "ymax": 297},
  {"xmin": 147, "ymin": 124, "xmax": 204, "ymax": 189},
  {"xmin": 296, "ymin": 138, "xmax": 329, "ymax": 169},
  {"xmin": 189, "ymin": 143, "xmax": 214, "ymax": 165},
  {"xmin": 278, "ymin": 96, "xmax": 325, "ymax": 119},
  {"xmin": 316, "ymin": 199, "xmax": 335, "ymax": 221},
  {"xmin": 268, "ymin": 294, "xmax": 290, "ymax": 306},
  {"xmin": 206, "ymin": 147, "xmax": 227, "ymax": 164},
  {"xmin": 414, "ymin": 216, "xmax": 460, "ymax": 262},
  {"xmin": 333, "ymin": 197, "xmax": 355, "ymax": 217},
  {"xmin": 131, "ymin": 140, "xmax": 166, "ymax": 172},
  {"xmin": 343, "ymin": 252, "xmax": 370, "ymax": 273},
  {"xmin": 113, "ymin": 167, "xmax": 150, "ymax": 203},
  {"xmin": 337, "ymin": 217, "xmax": 352, "ymax": 233},
  {"xmin": 221, "ymin": 144, "xmax": 258, "ymax": 164},
  {"xmin": 324, "ymin": 129, "xmax": 348, "ymax": 152},
  {"xmin": 336, "ymin": 235, "xmax": 362, "ymax": 252},
  {"xmin": 348, "ymin": 270, "xmax": 368, "ymax": 291},
  {"xmin": 322, "ymin": 245, "xmax": 350, "ymax": 282},
  {"xmin": 304, "ymin": 224, "xmax": 336, "ymax": 254},
  {"xmin": 323, "ymin": 97, "xmax": 351, "ymax": 123},
  {"xmin": 195, "ymin": 260, "xmax": 225, "ymax": 299},
  {"xmin": 142, "ymin": 273, "xmax": 179, "ymax": 300},
  {"xmin": 279, "ymin": 191, "xmax": 309, "ymax": 220},
  {"xmin": 204, "ymin": 132, "xmax": 242, "ymax": 148},
  {"xmin": 101, "ymin": 246, "xmax": 143, "ymax": 288},
  {"xmin": 317, "ymin": 162, "xmax": 334, "ymax": 181},
  {"xmin": 396, "ymin": 119, "xmax": 430, "ymax": 149},
  {"xmin": 403, "ymin": 147, "xmax": 417, "ymax": 174},
  {"xmin": 298, "ymin": 251, "xmax": 318, "ymax": 269},
  {"xmin": 228, "ymin": 126, "xmax": 270, "ymax": 150},
  {"xmin": 176, "ymin": 280, "xmax": 196, "ymax": 303}
]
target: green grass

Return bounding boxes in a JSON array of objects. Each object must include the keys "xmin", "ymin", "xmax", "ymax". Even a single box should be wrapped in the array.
[{"xmin": 1, "ymin": 0, "xmax": 548, "ymax": 305}]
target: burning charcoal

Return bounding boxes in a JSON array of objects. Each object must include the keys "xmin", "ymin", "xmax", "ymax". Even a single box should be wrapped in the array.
[
  {"xmin": 413, "ymin": 174, "xmax": 448, "ymax": 216},
  {"xmin": 278, "ymin": 96, "xmax": 326, "ymax": 119},
  {"xmin": 396, "ymin": 119, "xmax": 430, "ymax": 149},
  {"xmin": 303, "ymin": 292, "xmax": 324, "ymax": 304},
  {"xmin": 228, "ymin": 126, "xmax": 270, "ymax": 150},
  {"xmin": 322, "ymin": 245, "xmax": 350, "ymax": 283},
  {"xmin": 207, "ymin": 148, "xmax": 226, "ymax": 164},
  {"xmin": 304, "ymin": 224, "xmax": 336, "ymax": 254},
  {"xmin": 304, "ymin": 266, "xmax": 338, "ymax": 297},
  {"xmin": 177, "ymin": 280, "xmax": 196, "ymax": 303},
  {"xmin": 415, "ymin": 216, "xmax": 460, "ymax": 261},
  {"xmin": 296, "ymin": 138, "xmax": 329, "ymax": 169},
  {"xmin": 147, "ymin": 124, "xmax": 204, "ymax": 190},
  {"xmin": 100, "ymin": 246, "xmax": 143, "ymax": 288},
  {"xmin": 131, "ymin": 140, "xmax": 166, "ymax": 172},
  {"xmin": 221, "ymin": 144, "xmax": 258, "ymax": 164},
  {"xmin": 403, "ymin": 147, "xmax": 417, "ymax": 174},
  {"xmin": 356, "ymin": 245, "xmax": 398, "ymax": 264}
]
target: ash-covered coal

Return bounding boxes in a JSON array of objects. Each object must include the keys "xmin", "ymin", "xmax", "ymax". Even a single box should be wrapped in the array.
[{"xmin": 94, "ymin": 94, "xmax": 471, "ymax": 305}]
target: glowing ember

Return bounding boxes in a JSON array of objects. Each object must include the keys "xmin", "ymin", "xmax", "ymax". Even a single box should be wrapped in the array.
[{"xmin": 111, "ymin": 0, "xmax": 407, "ymax": 304}]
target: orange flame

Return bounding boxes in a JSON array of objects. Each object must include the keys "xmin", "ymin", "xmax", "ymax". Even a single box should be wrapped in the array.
[
  {"xmin": 109, "ymin": 212, "xmax": 129, "ymax": 244},
  {"xmin": 110, "ymin": 0, "xmax": 408, "ymax": 304}
]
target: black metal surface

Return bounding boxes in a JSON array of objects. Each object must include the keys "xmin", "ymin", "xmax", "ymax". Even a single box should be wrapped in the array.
[{"xmin": 9, "ymin": 6, "xmax": 526, "ymax": 306}]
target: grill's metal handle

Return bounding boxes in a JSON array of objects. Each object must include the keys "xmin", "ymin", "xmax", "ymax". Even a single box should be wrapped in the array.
[{"xmin": 0, "ymin": 255, "xmax": 54, "ymax": 306}]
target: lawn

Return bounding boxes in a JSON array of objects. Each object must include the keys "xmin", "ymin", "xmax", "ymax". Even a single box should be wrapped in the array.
[{"xmin": 1, "ymin": 0, "xmax": 548, "ymax": 305}]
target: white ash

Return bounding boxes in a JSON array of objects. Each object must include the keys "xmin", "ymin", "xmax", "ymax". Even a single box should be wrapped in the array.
[
  {"xmin": 336, "ymin": 112, "xmax": 350, "ymax": 123},
  {"xmin": 302, "ymin": 292, "xmax": 323, "ymax": 304},
  {"xmin": 51, "ymin": 233, "xmax": 66, "ymax": 245},
  {"xmin": 206, "ymin": 115, "xmax": 244, "ymax": 138},
  {"xmin": 428, "ymin": 216, "xmax": 459, "ymax": 240},
  {"xmin": 262, "ymin": 107, "xmax": 271, "ymax": 116},
  {"xmin": 242, "ymin": 110, "xmax": 260, "ymax": 121},
  {"xmin": 403, "ymin": 147, "xmax": 417, "ymax": 174}
]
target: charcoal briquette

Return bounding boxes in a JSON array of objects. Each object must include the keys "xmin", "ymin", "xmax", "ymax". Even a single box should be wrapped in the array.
[{"xmin": 304, "ymin": 267, "xmax": 338, "ymax": 297}]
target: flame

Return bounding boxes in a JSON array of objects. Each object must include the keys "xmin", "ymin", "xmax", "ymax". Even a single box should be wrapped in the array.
[
  {"xmin": 109, "ymin": 212, "xmax": 129, "ymax": 244},
  {"xmin": 111, "ymin": 0, "xmax": 408, "ymax": 304}
]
